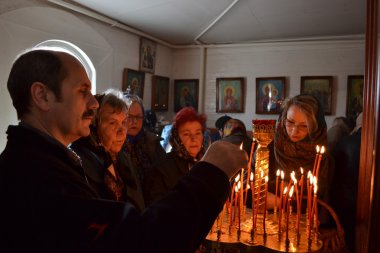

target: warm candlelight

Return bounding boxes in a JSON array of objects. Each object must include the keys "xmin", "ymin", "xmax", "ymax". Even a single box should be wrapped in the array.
[
  {"xmin": 313, "ymin": 181, "xmax": 319, "ymax": 240},
  {"xmin": 279, "ymin": 170, "xmax": 285, "ymax": 214},
  {"xmin": 275, "ymin": 169, "xmax": 280, "ymax": 213},
  {"xmin": 299, "ymin": 167, "xmax": 304, "ymax": 214},
  {"xmin": 279, "ymin": 186, "xmax": 288, "ymax": 234},
  {"xmin": 291, "ymin": 173, "xmax": 300, "ymax": 236},
  {"xmin": 315, "ymin": 146, "xmax": 325, "ymax": 179},
  {"xmin": 229, "ymin": 174, "xmax": 240, "ymax": 227},
  {"xmin": 286, "ymin": 185, "xmax": 294, "ymax": 243}
]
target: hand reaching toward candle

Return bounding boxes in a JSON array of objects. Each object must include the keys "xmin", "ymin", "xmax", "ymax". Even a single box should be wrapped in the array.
[{"xmin": 201, "ymin": 140, "xmax": 248, "ymax": 178}]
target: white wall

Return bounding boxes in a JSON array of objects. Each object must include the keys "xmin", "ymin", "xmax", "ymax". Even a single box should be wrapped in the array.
[
  {"xmin": 0, "ymin": 0, "xmax": 173, "ymax": 151},
  {"xmin": 0, "ymin": 0, "xmax": 365, "ymax": 152},
  {"xmin": 173, "ymin": 41, "xmax": 365, "ymax": 130}
]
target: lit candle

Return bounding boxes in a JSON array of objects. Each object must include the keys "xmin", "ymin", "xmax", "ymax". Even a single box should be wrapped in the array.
[
  {"xmin": 308, "ymin": 175, "xmax": 314, "ymax": 223},
  {"xmin": 312, "ymin": 145, "xmax": 320, "ymax": 175},
  {"xmin": 229, "ymin": 174, "xmax": 240, "ymax": 228},
  {"xmin": 315, "ymin": 146, "xmax": 325, "ymax": 179},
  {"xmin": 275, "ymin": 169, "xmax": 280, "ymax": 213},
  {"xmin": 279, "ymin": 186, "xmax": 287, "ymax": 234},
  {"xmin": 286, "ymin": 186, "xmax": 294, "ymax": 243},
  {"xmin": 313, "ymin": 180, "xmax": 319, "ymax": 240},
  {"xmin": 237, "ymin": 184, "xmax": 241, "ymax": 234},
  {"xmin": 286, "ymin": 171, "xmax": 295, "ymax": 192},
  {"xmin": 291, "ymin": 173, "xmax": 300, "ymax": 235},
  {"xmin": 299, "ymin": 167, "xmax": 304, "ymax": 213},
  {"xmin": 279, "ymin": 170, "xmax": 285, "ymax": 214}
]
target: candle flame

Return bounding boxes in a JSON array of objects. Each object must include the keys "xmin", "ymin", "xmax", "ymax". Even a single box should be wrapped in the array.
[
  {"xmin": 281, "ymin": 170, "xmax": 285, "ymax": 179},
  {"xmin": 321, "ymin": 146, "xmax": 325, "ymax": 154},
  {"xmin": 247, "ymin": 184, "xmax": 250, "ymax": 189},
  {"xmin": 235, "ymin": 185, "xmax": 239, "ymax": 192},
  {"xmin": 276, "ymin": 169, "xmax": 280, "ymax": 176},
  {"xmin": 300, "ymin": 167, "xmax": 304, "ymax": 174},
  {"xmin": 290, "ymin": 170, "xmax": 297, "ymax": 182},
  {"xmin": 234, "ymin": 174, "xmax": 240, "ymax": 182},
  {"xmin": 265, "ymin": 176, "xmax": 268, "ymax": 183},
  {"xmin": 316, "ymin": 145, "xmax": 320, "ymax": 153},
  {"xmin": 237, "ymin": 181, "xmax": 241, "ymax": 189},
  {"xmin": 239, "ymin": 143, "xmax": 243, "ymax": 150},
  {"xmin": 284, "ymin": 186, "xmax": 288, "ymax": 194},
  {"xmin": 307, "ymin": 170, "xmax": 312, "ymax": 178},
  {"xmin": 314, "ymin": 184, "xmax": 318, "ymax": 194},
  {"xmin": 250, "ymin": 172, "xmax": 254, "ymax": 181},
  {"xmin": 289, "ymin": 185, "xmax": 294, "ymax": 197}
]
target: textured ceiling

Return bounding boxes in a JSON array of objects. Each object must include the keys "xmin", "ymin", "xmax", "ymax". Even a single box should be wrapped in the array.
[{"xmin": 66, "ymin": 0, "xmax": 366, "ymax": 45}]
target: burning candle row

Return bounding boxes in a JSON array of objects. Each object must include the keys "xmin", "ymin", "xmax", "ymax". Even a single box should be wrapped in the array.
[{"xmin": 213, "ymin": 145, "xmax": 325, "ymax": 247}]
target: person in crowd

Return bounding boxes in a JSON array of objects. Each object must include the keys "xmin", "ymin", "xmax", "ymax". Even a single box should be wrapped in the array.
[
  {"xmin": 146, "ymin": 107, "xmax": 207, "ymax": 205},
  {"xmin": 329, "ymin": 113, "xmax": 362, "ymax": 253},
  {"xmin": 327, "ymin": 116, "xmax": 354, "ymax": 152},
  {"xmin": 123, "ymin": 93, "xmax": 166, "ymax": 203},
  {"xmin": 222, "ymin": 118, "xmax": 253, "ymax": 157},
  {"xmin": 0, "ymin": 48, "xmax": 248, "ymax": 253},
  {"xmin": 70, "ymin": 89, "xmax": 145, "ymax": 212},
  {"xmin": 214, "ymin": 114, "xmax": 231, "ymax": 140},
  {"xmin": 266, "ymin": 94, "xmax": 333, "ymax": 213}
]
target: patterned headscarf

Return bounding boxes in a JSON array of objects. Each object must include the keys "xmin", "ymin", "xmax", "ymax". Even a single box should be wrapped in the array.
[
  {"xmin": 274, "ymin": 95, "xmax": 328, "ymax": 175},
  {"xmin": 169, "ymin": 126, "xmax": 205, "ymax": 163}
]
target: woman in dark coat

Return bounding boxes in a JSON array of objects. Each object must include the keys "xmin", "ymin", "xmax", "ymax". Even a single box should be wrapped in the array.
[{"xmin": 146, "ymin": 107, "xmax": 207, "ymax": 205}]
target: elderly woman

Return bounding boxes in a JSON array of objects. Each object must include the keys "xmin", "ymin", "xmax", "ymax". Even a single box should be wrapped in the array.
[
  {"xmin": 146, "ymin": 107, "xmax": 207, "ymax": 205},
  {"xmin": 123, "ymin": 93, "xmax": 166, "ymax": 203},
  {"xmin": 71, "ymin": 89, "xmax": 145, "ymax": 211}
]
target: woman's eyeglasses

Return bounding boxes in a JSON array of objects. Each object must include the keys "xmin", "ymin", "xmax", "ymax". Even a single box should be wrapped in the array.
[
  {"xmin": 127, "ymin": 115, "xmax": 144, "ymax": 123},
  {"xmin": 285, "ymin": 119, "xmax": 308, "ymax": 132}
]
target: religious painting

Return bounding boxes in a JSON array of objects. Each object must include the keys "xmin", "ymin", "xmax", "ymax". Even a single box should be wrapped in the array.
[
  {"xmin": 122, "ymin": 68, "xmax": 145, "ymax": 99},
  {"xmin": 139, "ymin": 37, "xmax": 156, "ymax": 74},
  {"xmin": 301, "ymin": 76, "xmax": 333, "ymax": 115},
  {"xmin": 216, "ymin": 77, "xmax": 245, "ymax": 113},
  {"xmin": 174, "ymin": 79, "xmax": 199, "ymax": 112},
  {"xmin": 152, "ymin": 75, "xmax": 169, "ymax": 111},
  {"xmin": 346, "ymin": 75, "xmax": 364, "ymax": 122},
  {"xmin": 255, "ymin": 77, "xmax": 286, "ymax": 114}
]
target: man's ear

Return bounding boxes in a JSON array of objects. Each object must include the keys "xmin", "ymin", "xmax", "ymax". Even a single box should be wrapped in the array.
[{"xmin": 30, "ymin": 82, "xmax": 51, "ymax": 111}]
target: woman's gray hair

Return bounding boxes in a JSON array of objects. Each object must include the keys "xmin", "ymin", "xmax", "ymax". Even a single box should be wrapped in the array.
[{"xmin": 95, "ymin": 88, "xmax": 128, "ymax": 125}]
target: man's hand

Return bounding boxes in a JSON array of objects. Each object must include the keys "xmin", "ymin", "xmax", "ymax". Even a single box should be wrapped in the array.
[{"xmin": 201, "ymin": 141, "xmax": 248, "ymax": 178}]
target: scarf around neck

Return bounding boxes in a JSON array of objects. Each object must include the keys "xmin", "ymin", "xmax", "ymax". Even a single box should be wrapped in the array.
[{"xmin": 274, "ymin": 106, "xmax": 328, "ymax": 175}]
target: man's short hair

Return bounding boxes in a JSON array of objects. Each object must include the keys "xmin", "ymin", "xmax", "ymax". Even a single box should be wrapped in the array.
[{"xmin": 7, "ymin": 50, "xmax": 67, "ymax": 119}]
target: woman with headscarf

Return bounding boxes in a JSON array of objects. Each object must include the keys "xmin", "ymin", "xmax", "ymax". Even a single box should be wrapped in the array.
[
  {"xmin": 266, "ymin": 94, "xmax": 333, "ymax": 211},
  {"xmin": 123, "ymin": 93, "xmax": 166, "ymax": 205},
  {"xmin": 145, "ymin": 107, "xmax": 207, "ymax": 205},
  {"xmin": 70, "ymin": 89, "xmax": 145, "ymax": 212}
]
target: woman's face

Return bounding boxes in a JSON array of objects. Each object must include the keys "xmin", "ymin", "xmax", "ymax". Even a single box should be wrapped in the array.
[
  {"xmin": 97, "ymin": 104, "xmax": 128, "ymax": 154},
  {"xmin": 127, "ymin": 102, "xmax": 144, "ymax": 137},
  {"xmin": 285, "ymin": 105, "xmax": 309, "ymax": 142},
  {"xmin": 178, "ymin": 121, "xmax": 203, "ymax": 158}
]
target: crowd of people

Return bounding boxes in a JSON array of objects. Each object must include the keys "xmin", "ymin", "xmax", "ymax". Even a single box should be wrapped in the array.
[{"xmin": 0, "ymin": 47, "xmax": 362, "ymax": 253}]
